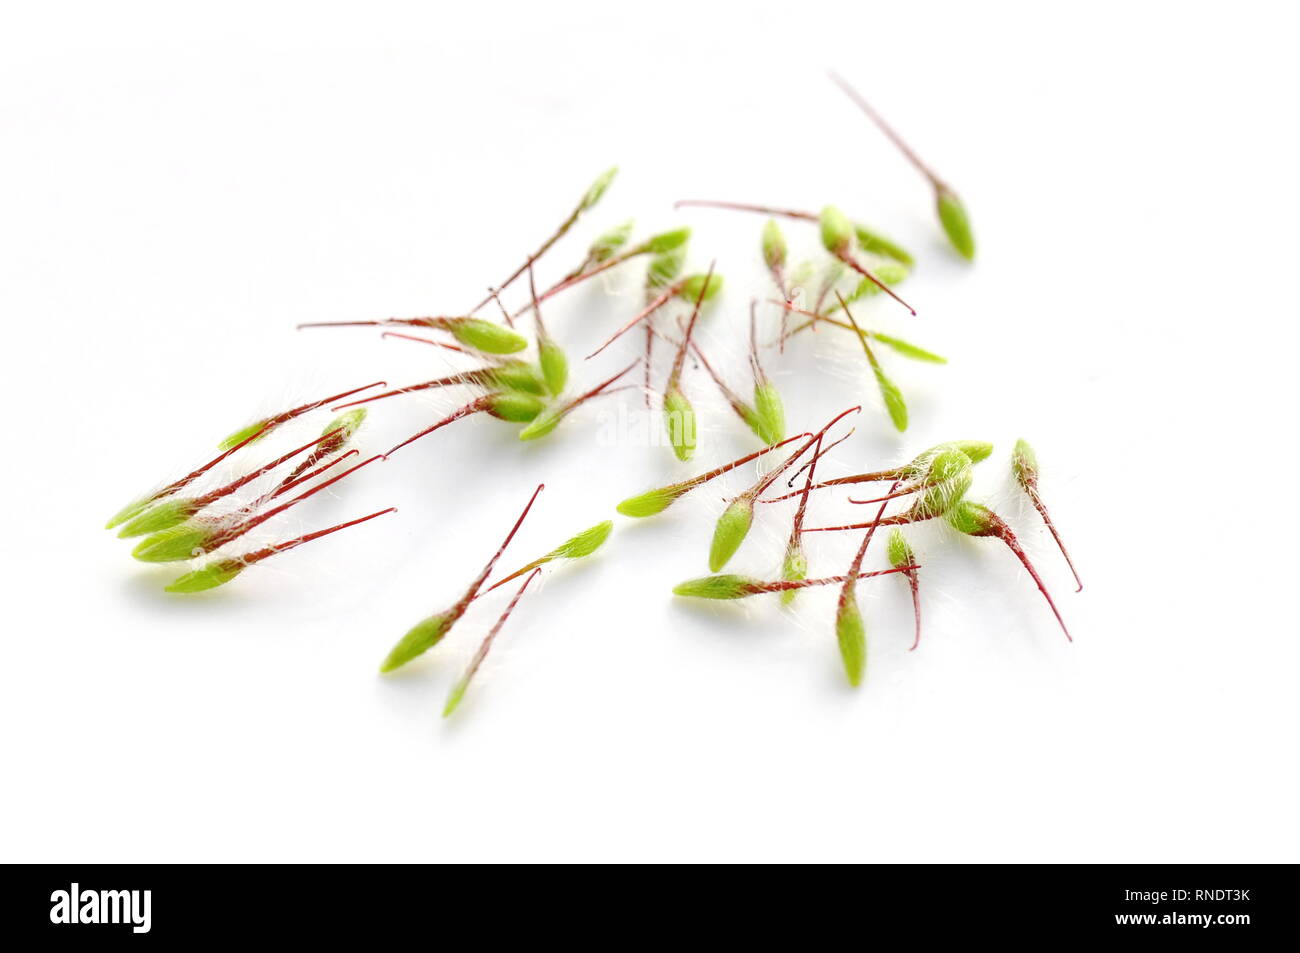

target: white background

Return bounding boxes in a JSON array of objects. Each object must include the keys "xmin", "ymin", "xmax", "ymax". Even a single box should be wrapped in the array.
[{"xmin": 2, "ymin": 1, "xmax": 1297, "ymax": 862}]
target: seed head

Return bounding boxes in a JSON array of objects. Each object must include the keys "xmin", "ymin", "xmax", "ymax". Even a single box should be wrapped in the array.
[
  {"xmin": 537, "ymin": 338, "xmax": 569, "ymax": 396},
  {"xmin": 936, "ymin": 186, "xmax": 976, "ymax": 261},
  {"xmin": 590, "ymin": 219, "xmax": 634, "ymax": 263},
  {"xmin": 761, "ymin": 219, "xmax": 787, "ymax": 271},
  {"xmin": 752, "ymin": 383, "xmax": 786, "ymax": 446},
  {"xmin": 616, "ymin": 485, "xmax": 686, "ymax": 518},
  {"xmin": 1012, "ymin": 438, "xmax": 1039, "ymax": 488},
  {"xmin": 445, "ymin": 318, "xmax": 528, "ymax": 355},
  {"xmin": 646, "ymin": 246, "xmax": 687, "ymax": 295},
  {"xmin": 672, "ymin": 574, "xmax": 759, "ymax": 600},
  {"xmin": 165, "ymin": 559, "xmax": 245, "ymax": 594},
  {"xmin": 909, "ymin": 448, "xmax": 972, "ymax": 519},
  {"xmin": 219, "ymin": 421, "xmax": 269, "ymax": 452},
  {"xmin": 486, "ymin": 361, "xmax": 547, "ymax": 396},
  {"xmin": 708, "ymin": 497, "xmax": 755, "ymax": 573},
  {"xmin": 678, "ymin": 273, "xmax": 724, "ymax": 304},
  {"xmin": 580, "ymin": 166, "xmax": 618, "ymax": 212},
  {"xmin": 553, "ymin": 520, "xmax": 614, "ymax": 559},
  {"xmin": 819, "ymin": 205, "xmax": 854, "ymax": 256},
  {"xmin": 853, "ymin": 224, "xmax": 913, "ymax": 266},
  {"xmin": 485, "ymin": 392, "xmax": 547, "ymax": 423},
  {"xmin": 116, "ymin": 498, "xmax": 202, "ymax": 539},
  {"xmin": 663, "ymin": 385, "xmax": 697, "ymax": 461},
  {"xmin": 132, "ymin": 524, "xmax": 213, "ymax": 563},
  {"xmin": 780, "ymin": 541, "xmax": 807, "ymax": 607},
  {"xmin": 641, "ymin": 227, "xmax": 692, "ymax": 255},
  {"xmin": 887, "ymin": 529, "xmax": 915, "ymax": 569},
  {"xmin": 380, "ymin": 611, "xmax": 453, "ymax": 673},
  {"xmin": 835, "ymin": 592, "xmax": 867, "ymax": 687}
]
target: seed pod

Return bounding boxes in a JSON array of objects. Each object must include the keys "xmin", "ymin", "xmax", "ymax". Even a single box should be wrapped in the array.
[
  {"xmin": 677, "ymin": 273, "xmax": 724, "ymax": 304},
  {"xmin": 646, "ymin": 246, "xmax": 687, "ymax": 295},
  {"xmin": 887, "ymin": 529, "xmax": 914, "ymax": 568},
  {"xmin": 762, "ymin": 219, "xmax": 787, "ymax": 271},
  {"xmin": 819, "ymin": 205, "xmax": 854, "ymax": 256},
  {"xmin": 836, "ymin": 262, "xmax": 910, "ymax": 307},
  {"xmin": 485, "ymin": 361, "xmax": 547, "ymax": 395},
  {"xmin": 936, "ymin": 186, "xmax": 975, "ymax": 261},
  {"xmin": 672, "ymin": 574, "xmax": 758, "ymax": 600},
  {"xmin": 132, "ymin": 524, "xmax": 212, "ymax": 563},
  {"xmin": 581, "ymin": 166, "xmax": 618, "ymax": 212},
  {"xmin": 853, "ymin": 224, "xmax": 913, "ymax": 266},
  {"xmin": 517, "ymin": 360, "xmax": 637, "ymax": 441},
  {"xmin": 485, "ymin": 392, "xmax": 547, "ymax": 423},
  {"xmin": 908, "ymin": 448, "xmax": 972, "ymax": 519},
  {"xmin": 752, "ymin": 382, "xmax": 786, "ymax": 446},
  {"xmin": 887, "ymin": 529, "xmax": 923, "ymax": 651},
  {"xmin": 616, "ymin": 485, "xmax": 687, "ymax": 518},
  {"xmin": 641, "ymin": 227, "xmax": 692, "ymax": 254},
  {"xmin": 780, "ymin": 544, "xmax": 807, "ymax": 607},
  {"xmin": 870, "ymin": 332, "xmax": 946, "ymax": 364},
  {"xmin": 486, "ymin": 518, "xmax": 616, "ymax": 590},
  {"xmin": 838, "ymin": 292, "xmax": 908, "ymax": 432},
  {"xmin": 708, "ymin": 497, "xmax": 755, "ymax": 572},
  {"xmin": 442, "ymin": 318, "xmax": 528, "ymax": 355},
  {"xmin": 537, "ymin": 338, "xmax": 568, "ymax": 396},
  {"xmin": 117, "ymin": 498, "xmax": 202, "ymax": 539},
  {"xmin": 590, "ymin": 219, "xmax": 634, "ymax": 263},
  {"xmin": 662, "ymin": 385, "xmax": 697, "ymax": 461},
  {"xmin": 164, "ymin": 558, "xmax": 246, "ymax": 594},
  {"xmin": 381, "ymin": 612, "xmax": 453, "ymax": 673},
  {"xmin": 835, "ymin": 592, "xmax": 867, "ymax": 687}
]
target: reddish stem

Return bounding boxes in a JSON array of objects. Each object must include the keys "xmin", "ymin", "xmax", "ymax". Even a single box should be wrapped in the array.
[
  {"xmin": 191, "ymin": 427, "xmax": 344, "ymax": 508},
  {"xmin": 673, "ymin": 199, "xmax": 818, "ymax": 222},
  {"xmin": 666, "ymin": 262, "xmax": 715, "ymax": 391},
  {"xmin": 456, "ymin": 567, "xmax": 543, "ymax": 697},
  {"xmin": 238, "ymin": 507, "xmax": 398, "ymax": 567},
  {"xmin": 827, "ymin": 71, "xmax": 946, "ymax": 191},
  {"xmin": 383, "ymin": 397, "xmax": 488, "ymax": 458},
  {"xmin": 586, "ymin": 278, "xmax": 685, "ymax": 359},
  {"xmin": 1025, "ymin": 484, "xmax": 1083, "ymax": 592},
  {"xmin": 746, "ymin": 564, "xmax": 918, "ymax": 593},
  {"xmin": 976, "ymin": 512, "xmax": 1073, "ymax": 642}
]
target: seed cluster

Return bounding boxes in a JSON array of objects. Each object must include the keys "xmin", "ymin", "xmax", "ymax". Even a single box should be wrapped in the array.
[{"xmin": 103, "ymin": 76, "xmax": 1080, "ymax": 713}]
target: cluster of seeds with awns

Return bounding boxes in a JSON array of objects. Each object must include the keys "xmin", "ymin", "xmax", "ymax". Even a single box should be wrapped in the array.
[{"xmin": 103, "ymin": 76, "xmax": 1079, "ymax": 711}]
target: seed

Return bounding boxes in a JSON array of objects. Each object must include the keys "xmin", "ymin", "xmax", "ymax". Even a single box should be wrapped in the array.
[
  {"xmin": 662, "ymin": 385, "xmax": 697, "ymax": 461},
  {"xmin": 708, "ymin": 498, "xmax": 754, "ymax": 572},
  {"xmin": 441, "ymin": 317, "xmax": 529, "ymax": 355},
  {"xmin": 216, "ymin": 381, "xmax": 386, "ymax": 451},
  {"xmin": 762, "ymin": 218, "xmax": 787, "ymax": 272},
  {"xmin": 837, "ymin": 292, "xmax": 908, "ymax": 432},
  {"xmin": 482, "ymin": 519, "xmax": 614, "ymax": 594},
  {"xmin": 1012, "ymin": 439, "xmax": 1082, "ymax": 592},
  {"xmin": 887, "ymin": 530, "xmax": 923, "ymax": 651},
  {"xmin": 527, "ymin": 265, "xmax": 568, "ymax": 396},
  {"xmin": 947, "ymin": 501, "xmax": 1071, "ymax": 641},
  {"xmin": 835, "ymin": 592, "xmax": 867, "ymax": 686},
  {"xmin": 517, "ymin": 360, "xmax": 638, "ymax": 441},
  {"xmin": 853, "ymin": 224, "xmax": 913, "ymax": 266},
  {"xmin": 380, "ymin": 485, "xmax": 543, "ymax": 673},
  {"xmin": 672, "ymin": 566, "xmax": 913, "ymax": 600}
]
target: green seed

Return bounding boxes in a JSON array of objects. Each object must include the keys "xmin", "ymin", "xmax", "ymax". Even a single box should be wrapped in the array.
[
  {"xmin": 780, "ymin": 542, "xmax": 807, "ymax": 607},
  {"xmin": 447, "ymin": 318, "xmax": 528, "ymax": 355},
  {"xmin": 538, "ymin": 338, "xmax": 569, "ymax": 396},
  {"xmin": 887, "ymin": 529, "xmax": 914, "ymax": 568},
  {"xmin": 663, "ymin": 386, "xmax": 696, "ymax": 461},
  {"xmin": 486, "ymin": 392, "xmax": 547, "ymax": 423},
  {"xmin": 819, "ymin": 205, "xmax": 854, "ymax": 255},
  {"xmin": 552, "ymin": 520, "xmax": 614, "ymax": 559},
  {"xmin": 486, "ymin": 361, "xmax": 547, "ymax": 396},
  {"xmin": 874, "ymin": 366, "xmax": 908, "ymax": 432},
  {"xmin": 218, "ymin": 420, "xmax": 270, "ymax": 452},
  {"xmin": 646, "ymin": 246, "xmax": 687, "ymax": 294},
  {"xmin": 708, "ymin": 498, "xmax": 754, "ymax": 572},
  {"xmin": 950, "ymin": 440, "xmax": 993, "ymax": 465},
  {"xmin": 871, "ymin": 332, "xmax": 946, "ymax": 364},
  {"xmin": 910, "ymin": 449, "xmax": 972, "ymax": 519},
  {"xmin": 581, "ymin": 166, "xmax": 618, "ymax": 212},
  {"xmin": 642, "ymin": 227, "xmax": 691, "ymax": 254},
  {"xmin": 946, "ymin": 500, "xmax": 993, "ymax": 536},
  {"xmin": 615, "ymin": 486, "xmax": 685, "ymax": 518},
  {"xmin": 677, "ymin": 272, "xmax": 724, "ymax": 304},
  {"xmin": 165, "ymin": 559, "xmax": 245, "ymax": 593},
  {"xmin": 752, "ymin": 382, "xmax": 786, "ymax": 445},
  {"xmin": 1012, "ymin": 438, "xmax": 1039, "ymax": 486},
  {"xmin": 672, "ymin": 574, "xmax": 758, "ymax": 600},
  {"xmin": 105, "ymin": 498, "xmax": 154, "ymax": 531},
  {"xmin": 379, "ymin": 611, "xmax": 452, "ymax": 673},
  {"xmin": 853, "ymin": 224, "xmax": 913, "ymax": 266},
  {"xmin": 132, "ymin": 524, "xmax": 212, "ymax": 563},
  {"xmin": 516, "ymin": 406, "xmax": 563, "ymax": 440},
  {"xmin": 936, "ymin": 187, "xmax": 975, "ymax": 261},
  {"xmin": 835, "ymin": 592, "xmax": 867, "ymax": 687},
  {"xmin": 117, "ymin": 498, "xmax": 200, "ymax": 539},
  {"xmin": 762, "ymin": 219, "xmax": 787, "ymax": 271},
  {"xmin": 590, "ymin": 219, "xmax": 634, "ymax": 263},
  {"xmin": 836, "ymin": 262, "xmax": 910, "ymax": 307}
]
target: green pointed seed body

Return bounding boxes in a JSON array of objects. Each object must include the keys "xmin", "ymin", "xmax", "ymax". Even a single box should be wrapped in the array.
[
  {"xmin": 872, "ymin": 332, "xmax": 946, "ymax": 364},
  {"xmin": 911, "ymin": 449, "xmax": 972, "ymax": 519},
  {"xmin": 616, "ymin": 485, "xmax": 685, "ymax": 518},
  {"xmin": 517, "ymin": 407, "xmax": 563, "ymax": 440},
  {"xmin": 486, "ymin": 392, "xmax": 546, "ymax": 423},
  {"xmin": 117, "ymin": 498, "xmax": 201, "ymax": 538},
  {"xmin": 672, "ymin": 574, "xmax": 758, "ymax": 600},
  {"xmin": 165, "ymin": 559, "xmax": 245, "ymax": 593},
  {"xmin": 553, "ymin": 520, "xmax": 613, "ymax": 559},
  {"xmin": 780, "ymin": 541, "xmax": 807, "ymax": 606},
  {"xmin": 843, "ymin": 262, "xmax": 909, "ymax": 304},
  {"xmin": 762, "ymin": 219, "xmax": 787, "ymax": 271},
  {"xmin": 874, "ymin": 367, "xmax": 908, "ymax": 432},
  {"xmin": 646, "ymin": 246, "xmax": 687, "ymax": 294},
  {"xmin": 380, "ymin": 612, "xmax": 452, "ymax": 672},
  {"xmin": 819, "ymin": 205, "xmax": 854, "ymax": 255},
  {"xmin": 853, "ymin": 224, "xmax": 914, "ymax": 266},
  {"xmin": 951, "ymin": 440, "xmax": 994, "ymax": 465},
  {"xmin": 591, "ymin": 219, "xmax": 634, "ymax": 262},
  {"xmin": 581, "ymin": 166, "xmax": 618, "ymax": 211},
  {"xmin": 132, "ymin": 524, "xmax": 213, "ymax": 563},
  {"xmin": 538, "ymin": 338, "xmax": 569, "ymax": 396},
  {"xmin": 663, "ymin": 386, "xmax": 696, "ymax": 461},
  {"xmin": 447, "ymin": 318, "xmax": 528, "ymax": 355},
  {"xmin": 947, "ymin": 500, "xmax": 996, "ymax": 536},
  {"xmin": 936, "ymin": 187, "xmax": 976, "ymax": 261},
  {"xmin": 677, "ymin": 273, "xmax": 723, "ymax": 304},
  {"xmin": 1012, "ymin": 438, "xmax": 1039, "ymax": 487},
  {"xmin": 887, "ymin": 529, "xmax": 915, "ymax": 568},
  {"xmin": 835, "ymin": 591, "xmax": 867, "ymax": 687},
  {"xmin": 643, "ymin": 227, "xmax": 691, "ymax": 254},
  {"xmin": 752, "ymin": 383, "xmax": 786, "ymax": 445},
  {"xmin": 708, "ymin": 498, "xmax": 754, "ymax": 572},
  {"xmin": 219, "ymin": 420, "xmax": 270, "ymax": 451},
  {"xmin": 442, "ymin": 680, "xmax": 470, "ymax": 718},
  {"xmin": 487, "ymin": 362, "xmax": 547, "ymax": 396},
  {"xmin": 105, "ymin": 497, "xmax": 154, "ymax": 530}
]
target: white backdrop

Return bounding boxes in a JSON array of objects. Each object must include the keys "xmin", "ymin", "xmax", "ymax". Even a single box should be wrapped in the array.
[{"xmin": 2, "ymin": 0, "xmax": 1297, "ymax": 862}]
